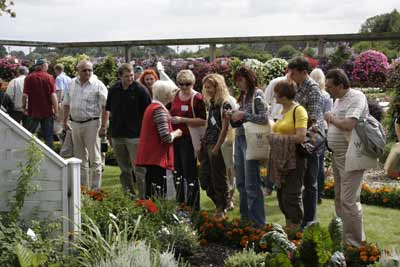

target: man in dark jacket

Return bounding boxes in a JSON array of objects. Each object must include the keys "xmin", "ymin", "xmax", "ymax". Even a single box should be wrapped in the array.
[{"xmin": 103, "ymin": 63, "xmax": 151, "ymax": 197}]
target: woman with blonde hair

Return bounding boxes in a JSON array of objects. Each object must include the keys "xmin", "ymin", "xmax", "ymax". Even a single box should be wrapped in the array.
[
  {"xmin": 170, "ymin": 69, "xmax": 207, "ymax": 210},
  {"xmin": 199, "ymin": 73, "xmax": 236, "ymax": 218},
  {"xmin": 310, "ymin": 68, "xmax": 333, "ymax": 204}
]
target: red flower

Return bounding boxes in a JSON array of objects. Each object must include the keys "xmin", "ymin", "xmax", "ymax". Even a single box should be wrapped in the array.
[{"xmin": 135, "ymin": 199, "xmax": 159, "ymax": 213}]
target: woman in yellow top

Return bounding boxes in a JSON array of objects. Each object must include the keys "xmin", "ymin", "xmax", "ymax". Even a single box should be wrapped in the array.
[{"xmin": 271, "ymin": 79, "xmax": 308, "ymax": 228}]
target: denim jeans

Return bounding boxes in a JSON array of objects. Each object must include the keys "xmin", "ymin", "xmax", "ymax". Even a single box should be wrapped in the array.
[
  {"xmin": 25, "ymin": 116, "xmax": 54, "ymax": 149},
  {"xmin": 234, "ymin": 135, "xmax": 265, "ymax": 226},
  {"xmin": 302, "ymin": 151, "xmax": 320, "ymax": 226}
]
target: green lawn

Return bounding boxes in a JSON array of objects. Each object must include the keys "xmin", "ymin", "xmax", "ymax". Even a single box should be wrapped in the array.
[{"xmin": 102, "ymin": 165, "xmax": 400, "ymax": 248}]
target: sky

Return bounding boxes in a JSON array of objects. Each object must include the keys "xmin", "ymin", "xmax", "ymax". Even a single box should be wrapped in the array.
[{"xmin": 0, "ymin": 0, "xmax": 399, "ymax": 51}]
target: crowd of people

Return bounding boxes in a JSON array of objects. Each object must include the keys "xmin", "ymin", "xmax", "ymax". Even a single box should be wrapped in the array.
[{"xmin": 1, "ymin": 55, "xmax": 386, "ymax": 248}]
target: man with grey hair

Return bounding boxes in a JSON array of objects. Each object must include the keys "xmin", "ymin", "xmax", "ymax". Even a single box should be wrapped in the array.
[
  {"xmin": 103, "ymin": 63, "xmax": 151, "ymax": 198},
  {"xmin": 6, "ymin": 65, "xmax": 29, "ymax": 123},
  {"xmin": 23, "ymin": 58, "xmax": 58, "ymax": 149},
  {"xmin": 63, "ymin": 60, "xmax": 108, "ymax": 190}
]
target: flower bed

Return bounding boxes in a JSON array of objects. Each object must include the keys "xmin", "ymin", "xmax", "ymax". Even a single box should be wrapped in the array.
[
  {"xmin": 196, "ymin": 211, "xmax": 381, "ymax": 266},
  {"xmin": 324, "ymin": 180, "xmax": 400, "ymax": 209}
]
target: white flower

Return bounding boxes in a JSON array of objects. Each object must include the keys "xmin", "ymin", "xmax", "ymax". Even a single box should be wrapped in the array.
[
  {"xmin": 109, "ymin": 213, "xmax": 117, "ymax": 220},
  {"xmin": 27, "ymin": 228, "xmax": 37, "ymax": 241},
  {"xmin": 161, "ymin": 226, "xmax": 170, "ymax": 235}
]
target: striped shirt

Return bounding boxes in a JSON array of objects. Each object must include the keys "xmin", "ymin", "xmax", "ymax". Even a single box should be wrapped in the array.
[
  {"xmin": 153, "ymin": 103, "xmax": 174, "ymax": 144},
  {"xmin": 63, "ymin": 76, "xmax": 108, "ymax": 121},
  {"xmin": 233, "ymin": 88, "xmax": 269, "ymax": 136},
  {"xmin": 327, "ymin": 89, "xmax": 368, "ymax": 154}
]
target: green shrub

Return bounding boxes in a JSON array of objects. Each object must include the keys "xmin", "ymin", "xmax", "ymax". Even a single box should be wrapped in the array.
[
  {"xmin": 276, "ymin": 45, "xmax": 300, "ymax": 59},
  {"xmin": 224, "ymin": 249, "xmax": 268, "ymax": 267},
  {"xmin": 93, "ymin": 55, "xmax": 117, "ymax": 88},
  {"xmin": 56, "ymin": 54, "xmax": 89, "ymax": 77}
]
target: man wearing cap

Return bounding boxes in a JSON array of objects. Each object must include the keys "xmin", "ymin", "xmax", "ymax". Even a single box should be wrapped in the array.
[
  {"xmin": 63, "ymin": 60, "xmax": 108, "ymax": 190},
  {"xmin": 6, "ymin": 66, "xmax": 29, "ymax": 123},
  {"xmin": 23, "ymin": 58, "xmax": 58, "ymax": 149},
  {"xmin": 134, "ymin": 66, "xmax": 144, "ymax": 81}
]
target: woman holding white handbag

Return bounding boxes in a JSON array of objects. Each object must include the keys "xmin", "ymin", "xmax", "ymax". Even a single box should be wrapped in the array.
[
  {"xmin": 230, "ymin": 66, "xmax": 269, "ymax": 226},
  {"xmin": 170, "ymin": 69, "xmax": 206, "ymax": 211}
]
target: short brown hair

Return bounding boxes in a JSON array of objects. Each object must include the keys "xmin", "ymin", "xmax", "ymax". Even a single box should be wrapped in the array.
[
  {"xmin": 288, "ymin": 56, "xmax": 310, "ymax": 73},
  {"xmin": 54, "ymin": 64, "xmax": 64, "ymax": 72},
  {"xmin": 118, "ymin": 63, "xmax": 133, "ymax": 76},
  {"xmin": 274, "ymin": 80, "xmax": 297, "ymax": 100}
]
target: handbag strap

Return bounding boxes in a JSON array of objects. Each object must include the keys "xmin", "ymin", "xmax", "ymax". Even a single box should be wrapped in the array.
[
  {"xmin": 190, "ymin": 91, "xmax": 198, "ymax": 119},
  {"xmin": 292, "ymin": 105, "xmax": 300, "ymax": 128}
]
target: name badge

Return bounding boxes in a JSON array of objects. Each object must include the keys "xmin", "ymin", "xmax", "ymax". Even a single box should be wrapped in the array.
[
  {"xmin": 181, "ymin": 105, "xmax": 189, "ymax": 112},
  {"xmin": 210, "ymin": 116, "xmax": 217, "ymax": 126}
]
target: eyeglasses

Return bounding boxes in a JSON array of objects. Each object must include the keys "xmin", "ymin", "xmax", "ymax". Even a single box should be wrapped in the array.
[
  {"xmin": 179, "ymin": 83, "xmax": 192, "ymax": 87},
  {"xmin": 82, "ymin": 69, "xmax": 93, "ymax": 72}
]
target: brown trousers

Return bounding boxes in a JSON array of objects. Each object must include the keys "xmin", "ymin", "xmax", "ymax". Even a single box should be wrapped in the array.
[
  {"xmin": 332, "ymin": 152, "xmax": 365, "ymax": 247},
  {"xmin": 199, "ymin": 144, "xmax": 229, "ymax": 210},
  {"xmin": 277, "ymin": 151, "xmax": 306, "ymax": 225}
]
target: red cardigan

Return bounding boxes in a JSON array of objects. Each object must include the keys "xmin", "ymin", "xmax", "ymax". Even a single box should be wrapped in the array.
[{"xmin": 134, "ymin": 103, "xmax": 174, "ymax": 170}]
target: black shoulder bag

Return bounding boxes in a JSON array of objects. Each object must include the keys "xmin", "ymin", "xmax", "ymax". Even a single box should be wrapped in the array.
[{"xmin": 293, "ymin": 105, "xmax": 326, "ymax": 156}]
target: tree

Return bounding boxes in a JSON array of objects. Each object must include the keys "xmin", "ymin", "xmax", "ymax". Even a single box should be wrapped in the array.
[
  {"xmin": 10, "ymin": 50, "xmax": 25, "ymax": 59},
  {"xmin": 0, "ymin": 0, "xmax": 15, "ymax": 17},
  {"xmin": 357, "ymin": 9, "xmax": 400, "ymax": 59},
  {"xmin": 360, "ymin": 9, "xmax": 400, "ymax": 33},
  {"xmin": 0, "ymin": 45, "xmax": 7, "ymax": 57},
  {"xmin": 276, "ymin": 44, "xmax": 300, "ymax": 59}
]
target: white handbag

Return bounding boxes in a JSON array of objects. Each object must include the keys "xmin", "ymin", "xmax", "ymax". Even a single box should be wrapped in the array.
[
  {"xmin": 243, "ymin": 94, "xmax": 271, "ymax": 161},
  {"xmin": 187, "ymin": 92, "xmax": 206, "ymax": 156}
]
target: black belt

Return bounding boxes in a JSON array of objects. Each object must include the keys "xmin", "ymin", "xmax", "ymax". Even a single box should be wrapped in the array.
[{"xmin": 70, "ymin": 117, "xmax": 99, "ymax": 124}]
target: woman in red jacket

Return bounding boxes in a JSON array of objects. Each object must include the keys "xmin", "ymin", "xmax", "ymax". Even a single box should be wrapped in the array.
[{"xmin": 135, "ymin": 81, "xmax": 182, "ymax": 198}]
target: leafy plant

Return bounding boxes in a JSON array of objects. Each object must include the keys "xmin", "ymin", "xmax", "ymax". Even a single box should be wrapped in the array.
[
  {"xmin": 264, "ymin": 58, "xmax": 288, "ymax": 85},
  {"xmin": 298, "ymin": 222, "xmax": 333, "ymax": 266},
  {"xmin": 276, "ymin": 44, "xmax": 300, "ymax": 59},
  {"xmin": 72, "ymin": 214, "xmax": 140, "ymax": 267},
  {"xmin": 260, "ymin": 230, "xmax": 296, "ymax": 254},
  {"xmin": 224, "ymin": 248, "xmax": 268, "ymax": 267},
  {"xmin": 265, "ymin": 252, "xmax": 292, "ymax": 267},
  {"xmin": 352, "ymin": 49, "xmax": 390, "ymax": 88},
  {"xmin": 55, "ymin": 54, "xmax": 89, "ymax": 77},
  {"xmin": 15, "ymin": 243, "xmax": 50, "ymax": 267},
  {"xmin": 156, "ymin": 224, "xmax": 199, "ymax": 257},
  {"xmin": 7, "ymin": 139, "xmax": 44, "ymax": 224},
  {"xmin": 328, "ymin": 217, "xmax": 344, "ymax": 252},
  {"xmin": 93, "ymin": 55, "xmax": 117, "ymax": 88}
]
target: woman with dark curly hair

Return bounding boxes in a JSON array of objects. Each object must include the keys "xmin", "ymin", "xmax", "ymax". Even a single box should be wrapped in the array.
[{"xmin": 230, "ymin": 66, "xmax": 269, "ymax": 226}]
